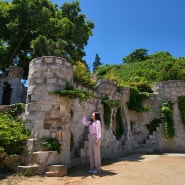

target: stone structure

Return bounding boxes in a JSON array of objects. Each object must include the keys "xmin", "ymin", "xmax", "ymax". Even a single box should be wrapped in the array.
[
  {"xmin": 0, "ymin": 65, "xmax": 27, "ymax": 105},
  {"xmin": 22, "ymin": 56, "xmax": 185, "ymax": 174}
]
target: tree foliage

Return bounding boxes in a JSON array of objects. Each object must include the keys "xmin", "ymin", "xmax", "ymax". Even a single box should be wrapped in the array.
[
  {"xmin": 122, "ymin": 48, "xmax": 148, "ymax": 63},
  {"xmin": 0, "ymin": 0, "xmax": 94, "ymax": 79},
  {"xmin": 73, "ymin": 61, "xmax": 96, "ymax": 88},
  {"xmin": 96, "ymin": 50, "xmax": 185, "ymax": 88},
  {"xmin": 92, "ymin": 54, "xmax": 102, "ymax": 72}
]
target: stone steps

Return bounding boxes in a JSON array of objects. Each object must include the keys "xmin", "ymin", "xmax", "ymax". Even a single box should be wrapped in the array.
[
  {"xmin": 45, "ymin": 164, "xmax": 67, "ymax": 177},
  {"xmin": 70, "ymin": 131, "xmax": 90, "ymax": 166},
  {"xmin": 17, "ymin": 149, "xmax": 64, "ymax": 175},
  {"xmin": 133, "ymin": 123, "xmax": 162, "ymax": 154},
  {"xmin": 17, "ymin": 164, "xmax": 40, "ymax": 175}
]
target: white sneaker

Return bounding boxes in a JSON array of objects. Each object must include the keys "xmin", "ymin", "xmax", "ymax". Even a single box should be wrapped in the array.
[
  {"xmin": 88, "ymin": 169, "xmax": 94, "ymax": 174},
  {"xmin": 92, "ymin": 169, "xmax": 98, "ymax": 174}
]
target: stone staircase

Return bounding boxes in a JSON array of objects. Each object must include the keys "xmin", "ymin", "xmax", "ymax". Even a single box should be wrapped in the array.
[
  {"xmin": 70, "ymin": 128, "xmax": 90, "ymax": 167},
  {"xmin": 16, "ymin": 138, "xmax": 67, "ymax": 176},
  {"xmin": 133, "ymin": 123, "xmax": 163, "ymax": 154}
]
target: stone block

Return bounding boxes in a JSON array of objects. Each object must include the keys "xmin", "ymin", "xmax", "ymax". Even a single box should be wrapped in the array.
[
  {"xmin": 47, "ymin": 164, "xmax": 67, "ymax": 176},
  {"xmin": 17, "ymin": 164, "xmax": 40, "ymax": 175},
  {"xmin": 33, "ymin": 151, "xmax": 61, "ymax": 165}
]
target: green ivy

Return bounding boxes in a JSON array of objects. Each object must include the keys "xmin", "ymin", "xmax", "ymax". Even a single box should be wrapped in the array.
[
  {"xmin": 0, "ymin": 113, "xmax": 30, "ymax": 155},
  {"xmin": 49, "ymin": 82, "xmax": 91, "ymax": 102},
  {"xmin": 127, "ymin": 88, "xmax": 149, "ymax": 112},
  {"xmin": 9, "ymin": 103, "xmax": 25, "ymax": 118},
  {"xmin": 146, "ymin": 118, "xmax": 161, "ymax": 134},
  {"xmin": 115, "ymin": 107, "xmax": 124, "ymax": 139},
  {"xmin": 102, "ymin": 95, "xmax": 120, "ymax": 129},
  {"xmin": 102, "ymin": 96, "xmax": 120, "ymax": 107},
  {"xmin": 160, "ymin": 101, "xmax": 175, "ymax": 139},
  {"xmin": 41, "ymin": 137, "xmax": 61, "ymax": 153},
  {"xmin": 103, "ymin": 102, "xmax": 111, "ymax": 129},
  {"xmin": 178, "ymin": 96, "xmax": 185, "ymax": 126}
]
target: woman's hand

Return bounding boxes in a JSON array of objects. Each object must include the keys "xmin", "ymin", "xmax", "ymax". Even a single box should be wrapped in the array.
[
  {"xmin": 95, "ymin": 139, "xmax": 100, "ymax": 146},
  {"xmin": 83, "ymin": 109, "xmax": 86, "ymax": 117}
]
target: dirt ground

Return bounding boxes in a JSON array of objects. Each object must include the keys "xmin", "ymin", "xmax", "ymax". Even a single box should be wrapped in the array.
[{"xmin": 1, "ymin": 153, "xmax": 185, "ymax": 185}]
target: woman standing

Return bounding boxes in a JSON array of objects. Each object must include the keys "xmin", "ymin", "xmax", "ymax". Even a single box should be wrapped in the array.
[{"xmin": 82, "ymin": 111, "xmax": 102, "ymax": 174}]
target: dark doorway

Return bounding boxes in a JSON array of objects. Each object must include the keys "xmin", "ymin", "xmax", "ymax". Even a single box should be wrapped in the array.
[{"xmin": 2, "ymin": 82, "xmax": 12, "ymax": 105}]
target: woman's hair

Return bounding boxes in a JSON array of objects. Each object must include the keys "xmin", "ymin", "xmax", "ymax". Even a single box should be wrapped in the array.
[
  {"xmin": 89, "ymin": 112, "xmax": 101, "ymax": 123},
  {"xmin": 94, "ymin": 112, "xmax": 101, "ymax": 122}
]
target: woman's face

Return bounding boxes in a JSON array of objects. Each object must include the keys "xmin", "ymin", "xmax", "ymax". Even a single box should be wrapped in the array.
[{"xmin": 91, "ymin": 113, "xmax": 95, "ymax": 120}]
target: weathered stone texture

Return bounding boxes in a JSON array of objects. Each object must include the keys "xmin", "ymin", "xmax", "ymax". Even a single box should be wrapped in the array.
[{"xmin": 24, "ymin": 56, "xmax": 185, "ymax": 169}]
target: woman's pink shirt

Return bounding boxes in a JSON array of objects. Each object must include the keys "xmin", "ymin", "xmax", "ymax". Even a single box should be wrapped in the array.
[{"xmin": 82, "ymin": 116, "xmax": 101, "ymax": 139}]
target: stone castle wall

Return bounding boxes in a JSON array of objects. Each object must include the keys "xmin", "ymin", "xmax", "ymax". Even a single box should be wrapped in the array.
[
  {"xmin": 0, "ymin": 66, "xmax": 27, "ymax": 105},
  {"xmin": 25, "ymin": 56, "xmax": 185, "ymax": 167}
]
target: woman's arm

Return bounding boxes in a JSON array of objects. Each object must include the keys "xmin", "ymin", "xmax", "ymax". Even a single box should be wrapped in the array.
[{"xmin": 82, "ymin": 116, "xmax": 91, "ymax": 126}]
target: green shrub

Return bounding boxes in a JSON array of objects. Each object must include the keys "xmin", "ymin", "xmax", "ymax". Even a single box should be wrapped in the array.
[
  {"xmin": 127, "ymin": 88, "xmax": 149, "ymax": 112},
  {"xmin": 9, "ymin": 103, "xmax": 25, "ymax": 118},
  {"xmin": 0, "ymin": 113, "xmax": 30, "ymax": 155},
  {"xmin": 73, "ymin": 61, "xmax": 96, "ymax": 88},
  {"xmin": 146, "ymin": 118, "xmax": 161, "ymax": 134},
  {"xmin": 49, "ymin": 82, "xmax": 91, "ymax": 102},
  {"xmin": 130, "ymin": 81, "xmax": 153, "ymax": 93},
  {"xmin": 41, "ymin": 137, "xmax": 61, "ymax": 153}
]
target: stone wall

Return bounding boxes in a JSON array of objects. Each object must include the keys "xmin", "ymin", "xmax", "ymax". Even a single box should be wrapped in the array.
[
  {"xmin": 126, "ymin": 80, "xmax": 185, "ymax": 153},
  {"xmin": 25, "ymin": 56, "xmax": 185, "ymax": 168},
  {"xmin": 0, "ymin": 66, "xmax": 27, "ymax": 105}
]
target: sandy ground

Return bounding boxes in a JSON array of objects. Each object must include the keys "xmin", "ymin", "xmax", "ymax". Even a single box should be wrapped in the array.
[{"xmin": 1, "ymin": 153, "xmax": 185, "ymax": 185}]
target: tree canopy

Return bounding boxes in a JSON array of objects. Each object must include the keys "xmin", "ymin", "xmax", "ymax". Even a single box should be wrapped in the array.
[
  {"xmin": 0, "ymin": 0, "xmax": 94, "ymax": 79},
  {"xmin": 92, "ymin": 54, "xmax": 102, "ymax": 72},
  {"xmin": 122, "ymin": 48, "xmax": 148, "ymax": 63},
  {"xmin": 96, "ymin": 50, "xmax": 185, "ymax": 89}
]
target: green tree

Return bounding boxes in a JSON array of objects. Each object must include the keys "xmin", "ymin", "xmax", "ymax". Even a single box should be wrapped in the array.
[
  {"xmin": 92, "ymin": 54, "xmax": 102, "ymax": 72},
  {"xmin": 123, "ymin": 48, "xmax": 148, "ymax": 63},
  {"xmin": 0, "ymin": 0, "xmax": 58, "ymax": 78},
  {"xmin": 0, "ymin": 0, "xmax": 94, "ymax": 79},
  {"xmin": 96, "ymin": 49, "xmax": 185, "ymax": 87},
  {"xmin": 73, "ymin": 61, "xmax": 96, "ymax": 88}
]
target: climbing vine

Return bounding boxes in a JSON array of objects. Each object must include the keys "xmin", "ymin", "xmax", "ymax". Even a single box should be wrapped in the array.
[
  {"xmin": 115, "ymin": 107, "xmax": 124, "ymax": 139},
  {"xmin": 127, "ymin": 88, "xmax": 149, "ymax": 112},
  {"xmin": 102, "ymin": 95, "xmax": 120, "ymax": 129},
  {"xmin": 160, "ymin": 101, "xmax": 175, "ymax": 139},
  {"xmin": 178, "ymin": 96, "xmax": 185, "ymax": 126},
  {"xmin": 49, "ymin": 82, "xmax": 91, "ymax": 102}
]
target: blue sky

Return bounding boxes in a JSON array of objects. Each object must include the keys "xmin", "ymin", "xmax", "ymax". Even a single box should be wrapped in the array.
[{"xmin": 52, "ymin": 0, "xmax": 185, "ymax": 69}]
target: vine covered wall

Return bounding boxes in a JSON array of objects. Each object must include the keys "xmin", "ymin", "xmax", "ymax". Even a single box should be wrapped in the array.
[{"xmin": 25, "ymin": 57, "xmax": 185, "ymax": 168}]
